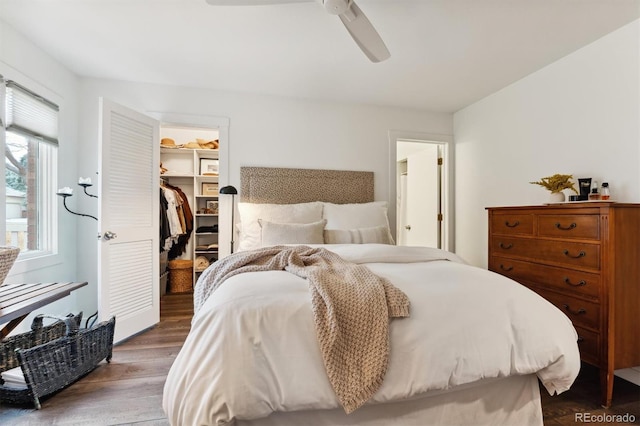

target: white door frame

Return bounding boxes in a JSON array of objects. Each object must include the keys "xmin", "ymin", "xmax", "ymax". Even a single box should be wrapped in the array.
[{"xmin": 388, "ymin": 130, "xmax": 454, "ymax": 252}]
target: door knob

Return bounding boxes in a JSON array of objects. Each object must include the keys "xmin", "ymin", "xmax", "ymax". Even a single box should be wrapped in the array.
[
  {"xmin": 405, "ymin": 225, "xmax": 411, "ymax": 230},
  {"xmin": 100, "ymin": 231, "xmax": 117, "ymax": 241}
]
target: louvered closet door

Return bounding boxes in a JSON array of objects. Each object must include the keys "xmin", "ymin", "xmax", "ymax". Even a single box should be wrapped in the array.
[{"xmin": 98, "ymin": 98, "xmax": 160, "ymax": 343}]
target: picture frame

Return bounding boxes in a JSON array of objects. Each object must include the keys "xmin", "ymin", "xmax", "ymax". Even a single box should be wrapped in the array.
[
  {"xmin": 199, "ymin": 158, "xmax": 219, "ymax": 176},
  {"xmin": 201, "ymin": 182, "xmax": 219, "ymax": 196},
  {"xmin": 206, "ymin": 201, "xmax": 219, "ymax": 214}
]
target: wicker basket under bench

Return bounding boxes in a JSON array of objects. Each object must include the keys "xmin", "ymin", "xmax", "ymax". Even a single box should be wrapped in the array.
[{"xmin": 0, "ymin": 313, "xmax": 116, "ymax": 409}]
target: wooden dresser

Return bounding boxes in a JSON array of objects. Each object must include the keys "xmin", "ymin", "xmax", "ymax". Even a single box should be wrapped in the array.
[{"xmin": 486, "ymin": 203, "xmax": 640, "ymax": 407}]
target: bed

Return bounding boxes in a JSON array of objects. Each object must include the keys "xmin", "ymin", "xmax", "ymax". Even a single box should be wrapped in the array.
[{"xmin": 163, "ymin": 167, "xmax": 581, "ymax": 426}]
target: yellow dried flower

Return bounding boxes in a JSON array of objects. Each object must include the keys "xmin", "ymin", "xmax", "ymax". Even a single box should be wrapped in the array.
[{"xmin": 530, "ymin": 174, "xmax": 578, "ymax": 194}]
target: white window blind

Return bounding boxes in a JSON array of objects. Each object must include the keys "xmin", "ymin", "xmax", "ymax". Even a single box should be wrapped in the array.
[
  {"xmin": 6, "ymin": 80, "xmax": 59, "ymax": 144},
  {"xmin": 3, "ymin": 78, "xmax": 58, "ymax": 259}
]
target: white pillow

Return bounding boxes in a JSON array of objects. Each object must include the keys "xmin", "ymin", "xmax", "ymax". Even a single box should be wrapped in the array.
[
  {"xmin": 324, "ymin": 225, "xmax": 393, "ymax": 245},
  {"xmin": 237, "ymin": 202, "xmax": 323, "ymax": 251},
  {"xmin": 259, "ymin": 219, "xmax": 326, "ymax": 247},
  {"xmin": 322, "ymin": 201, "xmax": 394, "ymax": 244}
]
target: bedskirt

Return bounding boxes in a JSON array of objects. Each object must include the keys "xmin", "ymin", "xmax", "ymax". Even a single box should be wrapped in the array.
[{"xmin": 236, "ymin": 374, "xmax": 542, "ymax": 426}]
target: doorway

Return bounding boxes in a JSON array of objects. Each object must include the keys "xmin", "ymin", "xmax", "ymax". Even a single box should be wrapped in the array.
[{"xmin": 388, "ymin": 131, "xmax": 454, "ymax": 251}]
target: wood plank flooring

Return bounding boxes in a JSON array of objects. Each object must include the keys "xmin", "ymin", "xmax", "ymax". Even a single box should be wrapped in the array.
[
  {"xmin": 0, "ymin": 293, "xmax": 192, "ymax": 426},
  {"xmin": 0, "ymin": 292, "xmax": 638, "ymax": 425}
]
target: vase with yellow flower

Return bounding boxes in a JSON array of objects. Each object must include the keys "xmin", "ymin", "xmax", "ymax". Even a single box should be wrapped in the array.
[{"xmin": 530, "ymin": 174, "xmax": 578, "ymax": 203}]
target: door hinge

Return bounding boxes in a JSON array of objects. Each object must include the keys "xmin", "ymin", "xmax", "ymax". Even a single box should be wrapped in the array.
[
  {"xmin": 437, "ymin": 157, "xmax": 443, "ymax": 166},
  {"xmin": 437, "ymin": 213, "xmax": 443, "ymax": 221}
]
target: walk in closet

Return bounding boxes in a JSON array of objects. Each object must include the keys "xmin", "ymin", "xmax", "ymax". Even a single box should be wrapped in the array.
[{"xmin": 160, "ymin": 125, "xmax": 221, "ymax": 293}]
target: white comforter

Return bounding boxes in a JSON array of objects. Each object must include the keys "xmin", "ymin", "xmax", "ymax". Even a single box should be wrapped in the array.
[{"xmin": 163, "ymin": 245, "xmax": 580, "ymax": 425}]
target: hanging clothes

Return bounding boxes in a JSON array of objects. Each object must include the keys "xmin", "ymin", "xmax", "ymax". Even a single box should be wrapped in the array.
[
  {"xmin": 160, "ymin": 187, "xmax": 171, "ymax": 250},
  {"xmin": 168, "ymin": 184, "xmax": 194, "ymax": 259},
  {"xmin": 159, "ymin": 182, "xmax": 193, "ymax": 257},
  {"xmin": 161, "ymin": 185, "xmax": 183, "ymax": 251}
]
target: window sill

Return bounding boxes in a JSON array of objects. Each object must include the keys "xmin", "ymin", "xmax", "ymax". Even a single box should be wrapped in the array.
[{"xmin": 6, "ymin": 252, "xmax": 62, "ymax": 277}]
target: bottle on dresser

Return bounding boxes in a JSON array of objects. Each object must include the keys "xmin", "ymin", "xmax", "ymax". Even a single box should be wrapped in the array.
[
  {"xmin": 600, "ymin": 182, "xmax": 610, "ymax": 200},
  {"xmin": 589, "ymin": 180, "xmax": 600, "ymax": 200}
]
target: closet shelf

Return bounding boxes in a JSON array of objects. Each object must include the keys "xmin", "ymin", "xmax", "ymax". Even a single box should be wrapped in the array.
[
  {"xmin": 161, "ymin": 148, "xmax": 219, "ymax": 155},
  {"xmin": 161, "ymin": 173, "xmax": 194, "ymax": 178}
]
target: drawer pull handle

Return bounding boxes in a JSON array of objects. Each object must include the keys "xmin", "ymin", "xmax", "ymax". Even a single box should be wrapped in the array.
[
  {"xmin": 555, "ymin": 222, "xmax": 577, "ymax": 231},
  {"xmin": 577, "ymin": 336, "xmax": 585, "ymax": 343},
  {"xmin": 563, "ymin": 249, "xmax": 586, "ymax": 258},
  {"xmin": 499, "ymin": 242, "xmax": 513, "ymax": 249},
  {"xmin": 564, "ymin": 277, "xmax": 586, "ymax": 287},
  {"xmin": 505, "ymin": 220, "xmax": 520, "ymax": 228},
  {"xmin": 499, "ymin": 264, "xmax": 513, "ymax": 272},
  {"xmin": 562, "ymin": 304, "xmax": 586, "ymax": 315}
]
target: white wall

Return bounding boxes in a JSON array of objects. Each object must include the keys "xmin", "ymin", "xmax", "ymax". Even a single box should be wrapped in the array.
[
  {"xmin": 0, "ymin": 20, "xmax": 81, "ymax": 324},
  {"xmin": 74, "ymin": 78, "xmax": 453, "ymax": 314},
  {"xmin": 454, "ymin": 20, "xmax": 640, "ymax": 268}
]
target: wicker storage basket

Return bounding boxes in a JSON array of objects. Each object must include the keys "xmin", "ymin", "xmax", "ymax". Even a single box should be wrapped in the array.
[
  {"xmin": 168, "ymin": 259, "xmax": 193, "ymax": 293},
  {"xmin": 0, "ymin": 247, "xmax": 20, "ymax": 286},
  {"xmin": 0, "ymin": 313, "xmax": 83, "ymax": 373},
  {"xmin": 0, "ymin": 313, "xmax": 115, "ymax": 409}
]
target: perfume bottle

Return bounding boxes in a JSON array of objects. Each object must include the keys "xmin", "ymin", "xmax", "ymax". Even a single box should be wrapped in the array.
[
  {"xmin": 601, "ymin": 182, "xmax": 610, "ymax": 200},
  {"xmin": 589, "ymin": 180, "xmax": 600, "ymax": 200}
]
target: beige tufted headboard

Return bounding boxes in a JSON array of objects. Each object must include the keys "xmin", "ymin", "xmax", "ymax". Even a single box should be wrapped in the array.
[{"xmin": 240, "ymin": 167, "xmax": 374, "ymax": 204}]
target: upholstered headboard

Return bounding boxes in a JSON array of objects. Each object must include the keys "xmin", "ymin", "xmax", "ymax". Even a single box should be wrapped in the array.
[{"xmin": 240, "ymin": 167, "xmax": 374, "ymax": 204}]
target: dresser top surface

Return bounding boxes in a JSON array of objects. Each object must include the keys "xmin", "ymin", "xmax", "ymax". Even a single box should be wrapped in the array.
[{"xmin": 486, "ymin": 202, "xmax": 639, "ymax": 211}]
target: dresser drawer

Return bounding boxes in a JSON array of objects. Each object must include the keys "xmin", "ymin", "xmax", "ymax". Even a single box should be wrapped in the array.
[
  {"xmin": 489, "ymin": 256, "xmax": 601, "ymax": 300},
  {"xmin": 532, "ymin": 288, "xmax": 601, "ymax": 330},
  {"xmin": 490, "ymin": 236, "xmax": 600, "ymax": 270},
  {"xmin": 538, "ymin": 215, "xmax": 600, "ymax": 240},
  {"xmin": 574, "ymin": 325, "xmax": 600, "ymax": 365},
  {"xmin": 490, "ymin": 214, "xmax": 534, "ymax": 236}
]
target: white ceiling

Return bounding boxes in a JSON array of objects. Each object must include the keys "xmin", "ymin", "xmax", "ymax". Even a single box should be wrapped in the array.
[{"xmin": 1, "ymin": 0, "xmax": 638, "ymax": 112}]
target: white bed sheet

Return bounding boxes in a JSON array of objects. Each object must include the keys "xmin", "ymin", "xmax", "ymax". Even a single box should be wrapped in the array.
[{"xmin": 163, "ymin": 245, "xmax": 580, "ymax": 425}]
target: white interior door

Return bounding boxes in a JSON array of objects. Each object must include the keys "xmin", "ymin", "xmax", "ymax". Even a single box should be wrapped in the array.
[
  {"xmin": 98, "ymin": 98, "xmax": 160, "ymax": 343},
  {"xmin": 405, "ymin": 145, "xmax": 439, "ymax": 247}
]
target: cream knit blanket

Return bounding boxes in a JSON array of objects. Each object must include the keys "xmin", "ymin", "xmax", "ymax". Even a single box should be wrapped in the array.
[{"xmin": 193, "ymin": 245, "xmax": 410, "ymax": 414}]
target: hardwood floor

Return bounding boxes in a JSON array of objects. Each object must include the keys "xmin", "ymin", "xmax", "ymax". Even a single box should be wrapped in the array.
[
  {"xmin": 0, "ymin": 293, "xmax": 193, "ymax": 426},
  {"xmin": 541, "ymin": 365, "xmax": 640, "ymax": 425},
  {"xmin": 0, "ymin": 292, "xmax": 638, "ymax": 425}
]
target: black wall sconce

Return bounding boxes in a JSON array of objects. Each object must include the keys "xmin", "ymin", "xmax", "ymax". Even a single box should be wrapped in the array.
[{"xmin": 56, "ymin": 177, "xmax": 98, "ymax": 221}]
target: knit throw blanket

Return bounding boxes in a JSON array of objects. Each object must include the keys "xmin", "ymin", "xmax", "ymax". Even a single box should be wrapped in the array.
[{"xmin": 193, "ymin": 245, "xmax": 410, "ymax": 414}]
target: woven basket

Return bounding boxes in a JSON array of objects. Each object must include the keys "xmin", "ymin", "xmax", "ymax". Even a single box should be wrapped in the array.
[
  {"xmin": 168, "ymin": 259, "xmax": 193, "ymax": 293},
  {"xmin": 0, "ymin": 313, "xmax": 83, "ymax": 374},
  {"xmin": 0, "ymin": 247, "xmax": 20, "ymax": 286},
  {"xmin": 0, "ymin": 313, "xmax": 115, "ymax": 409}
]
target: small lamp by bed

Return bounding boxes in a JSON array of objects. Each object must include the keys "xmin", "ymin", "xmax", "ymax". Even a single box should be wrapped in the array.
[{"xmin": 219, "ymin": 185, "xmax": 238, "ymax": 254}]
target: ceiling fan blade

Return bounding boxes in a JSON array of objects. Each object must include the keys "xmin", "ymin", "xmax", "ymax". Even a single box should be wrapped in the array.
[
  {"xmin": 338, "ymin": 1, "xmax": 390, "ymax": 62},
  {"xmin": 205, "ymin": 0, "xmax": 311, "ymax": 5}
]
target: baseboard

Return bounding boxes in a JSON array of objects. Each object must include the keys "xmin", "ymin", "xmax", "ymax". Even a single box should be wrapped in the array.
[{"xmin": 615, "ymin": 367, "xmax": 640, "ymax": 386}]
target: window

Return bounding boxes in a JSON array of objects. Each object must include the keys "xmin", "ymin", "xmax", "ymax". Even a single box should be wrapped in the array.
[{"xmin": 2, "ymin": 77, "xmax": 58, "ymax": 259}]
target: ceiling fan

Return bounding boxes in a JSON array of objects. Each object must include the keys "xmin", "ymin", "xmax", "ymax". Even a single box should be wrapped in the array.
[{"xmin": 204, "ymin": 0, "xmax": 391, "ymax": 63}]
